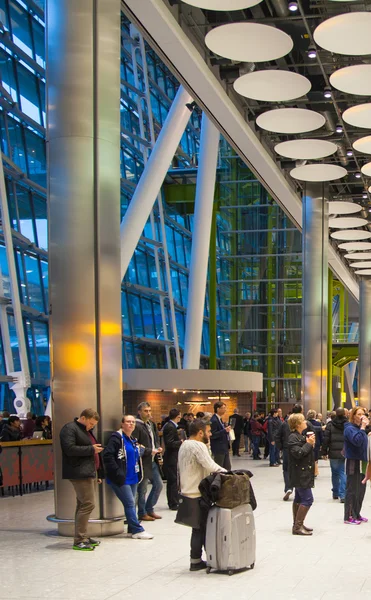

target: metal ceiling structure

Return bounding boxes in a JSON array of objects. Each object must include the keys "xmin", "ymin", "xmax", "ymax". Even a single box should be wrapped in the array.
[{"xmin": 121, "ymin": 0, "xmax": 371, "ymax": 300}]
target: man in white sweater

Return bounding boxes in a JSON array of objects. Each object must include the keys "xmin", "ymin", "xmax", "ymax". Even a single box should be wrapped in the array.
[{"xmin": 178, "ymin": 419, "xmax": 226, "ymax": 572}]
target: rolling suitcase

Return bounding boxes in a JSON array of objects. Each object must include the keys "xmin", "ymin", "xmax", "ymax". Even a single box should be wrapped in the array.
[{"xmin": 205, "ymin": 504, "xmax": 256, "ymax": 575}]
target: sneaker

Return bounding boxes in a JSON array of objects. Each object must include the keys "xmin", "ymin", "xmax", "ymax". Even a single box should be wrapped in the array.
[
  {"xmin": 190, "ymin": 561, "xmax": 207, "ymax": 572},
  {"xmin": 73, "ymin": 542, "xmax": 95, "ymax": 551},
  {"xmin": 344, "ymin": 518, "xmax": 361, "ymax": 525},
  {"xmin": 283, "ymin": 489, "xmax": 293, "ymax": 501},
  {"xmin": 358, "ymin": 516, "xmax": 368, "ymax": 522},
  {"xmin": 87, "ymin": 538, "xmax": 100, "ymax": 546},
  {"xmin": 132, "ymin": 531, "xmax": 154, "ymax": 540}
]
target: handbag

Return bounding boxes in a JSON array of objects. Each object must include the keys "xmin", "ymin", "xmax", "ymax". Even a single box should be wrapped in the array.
[
  {"xmin": 216, "ymin": 472, "xmax": 250, "ymax": 509},
  {"xmin": 174, "ymin": 494, "xmax": 202, "ymax": 529}
]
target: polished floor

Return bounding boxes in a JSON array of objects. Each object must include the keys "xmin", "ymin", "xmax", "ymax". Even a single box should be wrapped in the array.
[{"xmin": 1, "ymin": 455, "xmax": 371, "ymax": 600}]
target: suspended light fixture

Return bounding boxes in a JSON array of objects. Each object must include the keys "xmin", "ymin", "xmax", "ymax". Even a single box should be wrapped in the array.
[
  {"xmin": 347, "ymin": 149, "xmax": 353, "ymax": 157},
  {"xmin": 288, "ymin": 1, "xmax": 298, "ymax": 10},
  {"xmin": 336, "ymin": 123, "xmax": 344, "ymax": 133},
  {"xmin": 307, "ymin": 45, "xmax": 317, "ymax": 59},
  {"xmin": 324, "ymin": 87, "xmax": 332, "ymax": 99}
]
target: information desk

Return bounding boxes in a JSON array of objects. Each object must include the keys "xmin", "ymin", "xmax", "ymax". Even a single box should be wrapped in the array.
[{"xmin": 0, "ymin": 439, "xmax": 53, "ymax": 496}]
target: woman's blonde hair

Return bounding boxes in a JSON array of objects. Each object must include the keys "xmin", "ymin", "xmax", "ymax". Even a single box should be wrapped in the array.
[
  {"xmin": 288, "ymin": 413, "xmax": 305, "ymax": 432},
  {"xmin": 349, "ymin": 407, "xmax": 365, "ymax": 424},
  {"xmin": 306, "ymin": 409, "xmax": 316, "ymax": 420}
]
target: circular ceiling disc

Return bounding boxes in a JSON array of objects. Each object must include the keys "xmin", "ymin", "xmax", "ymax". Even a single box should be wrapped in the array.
[
  {"xmin": 205, "ymin": 23, "xmax": 293, "ymax": 63},
  {"xmin": 353, "ymin": 136, "xmax": 371, "ymax": 155},
  {"xmin": 339, "ymin": 242, "xmax": 371, "ymax": 250},
  {"xmin": 355, "ymin": 269, "xmax": 371, "ymax": 275},
  {"xmin": 290, "ymin": 164, "xmax": 347, "ymax": 182},
  {"xmin": 328, "ymin": 201, "xmax": 362, "ymax": 215},
  {"xmin": 181, "ymin": 0, "xmax": 262, "ymax": 8},
  {"xmin": 344, "ymin": 252, "xmax": 371, "ymax": 260},
  {"xmin": 330, "ymin": 65, "xmax": 371, "ymax": 97},
  {"xmin": 329, "ymin": 217, "xmax": 367, "ymax": 229},
  {"xmin": 343, "ymin": 104, "xmax": 371, "ymax": 129},
  {"xmin": 350, "ymin": 261, "xmax": 371, "ymax": 268},
  {"xmin": 257, "ymin": 108, "xmax": 325, "ymax": 134},
  {"xmin": 361, "ymin": 162, "xmax": 371, "ymax": 177},
  {"xmin": 233, "ymin": 70, "xmax": 311, "ymax": 102},
  {"xmin": 331, "ymin": 230, "xmax": 371, "ymax": 241},
  {"xmin": 313, "ymin": 12, "xmax": 371, "ymax": 55},
  {"xmin": 275, "ymin": 139, "xmax": 337, "ymax": 160}
]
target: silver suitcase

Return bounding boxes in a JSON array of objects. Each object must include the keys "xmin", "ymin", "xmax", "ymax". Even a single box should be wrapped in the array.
[{"xmin": 205, "ymin": 504, "xmax": 256, "ymax": 575}]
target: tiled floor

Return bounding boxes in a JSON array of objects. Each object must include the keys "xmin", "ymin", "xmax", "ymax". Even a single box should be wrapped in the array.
[{"xmin": 2, "ymin": 455, "xmax": 371, "ymax": 600}]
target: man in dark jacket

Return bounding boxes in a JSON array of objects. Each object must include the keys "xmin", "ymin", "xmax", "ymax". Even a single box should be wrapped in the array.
[
  {"xmin": 133, "ymin": 401, "xmax": 163, "ymax": 522},
  {"xmin": 59, "ymin": 408, "xmax": 103, "ymax": 551},
  {"xmin": 210, "ymin": 401, "xmax": 231, "ymax": 469},
  {"xmin": 228, "ymin": 408, "xmax": 244, "ymax": 457},
  {"xmin": 267, "ymin": 409, "xmax": 281, "ymax": 467},
  {"xmin": 0, "ymin": 415, "xmax": 22, "ymax": 441},
  {"xmin": 163, "ymin": 408, "xmax": 182, "ymax": 510},
  {"xmin": 250, "ymin": 413, "xmax": 264, "ymax": 460},
  {"xmin": 322, "ymin": 407, "xmax": 347, "ymax": 502}
]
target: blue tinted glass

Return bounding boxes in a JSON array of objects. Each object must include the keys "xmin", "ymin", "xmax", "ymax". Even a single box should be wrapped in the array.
[
  {"xmin": 8, "ymin": 314, "xmax": 21, "ymax": 370},
  {"xmin": 121, "ymin": 292, "xmax": 131, "ymax": 336},
  {"xmin": 141, "ymin": 298, "xmax": 155, "ymax": 338},
  {"xmin": 16, "ymin": 185, "xmax": 35, "ymax": 243},
  {"xmin": 32, "ymin": 194, "xmax": 47, "ymax": 249},
  {"xmin": 33, "ymin": 321, "xmax": 49, "ymax": 377},
  {"xmin": 0, "ymin": 50, "xmax": 18, "ymax": 102},
  {"xmin": 40, "ymin": 260, "xmax": 48, "ymax": 308},
  {"xmin": 33, "ymin": 19, "xmax": 45, "ymax": 67},
  {"xmin": 6, "ymin": 116, "xmax": 27, "ymax": 170},
  {"xmin": 9, "ymin": 1, "xmax": 33, "ymax": 57},
  {"xmin": 24, "ymin": 128, "xmax": 46, "ymax": 186},
  {"xmin": 16, "ymin": 62, "xmax": 41, "ymax": 123},
  {"xmin": 130, "ymin": 295, "xmax": 143, "ymax": 336},
  {"xmin": 24, "ymin": 254, "xmax": 44, "ymax": 311}
]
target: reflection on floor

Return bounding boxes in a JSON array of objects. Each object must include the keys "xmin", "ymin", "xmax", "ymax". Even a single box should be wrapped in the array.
[{"xmin": 1, "ymin": 456, "xmax": 371, "ymax": 600}]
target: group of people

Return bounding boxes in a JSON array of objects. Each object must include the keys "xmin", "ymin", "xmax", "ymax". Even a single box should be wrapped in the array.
[{"xmin": 0, "ymin": 411, "xmax": 52, "ymax": 441}]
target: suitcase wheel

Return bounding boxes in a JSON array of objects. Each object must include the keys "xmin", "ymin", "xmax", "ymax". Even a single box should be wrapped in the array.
[
  {"xmin": 206, "ymin": 567, "xmax": 211, "ymax": 574},
  {"xmin": 250, "ymin": 563, "xmax": 255, "ymax": 570},
  {"xmin": 228, "ymin": 570, "xmax": 234, "ymax": 576}
]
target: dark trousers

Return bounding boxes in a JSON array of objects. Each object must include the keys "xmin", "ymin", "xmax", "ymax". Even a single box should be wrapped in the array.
[
  {"xmin": 213, "ymin": 452, "xmax": 231, "ymax": 471},
  {"xmin": 344, "ymin": 459, "xmax": 366, "ymax": 520},
  {"xmin": 252, "ymin": 435, "xmax": 261, "ymax": 459},
  {"xmin": 190, "ymin": 503, "xmax": 208, "ymax": 562},
  {"xmin": 164, "ymin": 462, "xmax": 179, "ymax": 509},
  {"xmin": 70, "ymin": 478, "xmax": 96, "ymax": 544},
  {"xmin": 282, "ymin": 449, "xmax": 292, "ymax": 492},
  {"xmin": 269, "ymin": 442, "xmax": 280, "ymax": 466},
  {"xmin": 232, "ymin": 433, "xmax": 241, "ymax": 456},
  {"xmin": 294, "ymin": 487, "xmax": 313, "ymax": 507}
]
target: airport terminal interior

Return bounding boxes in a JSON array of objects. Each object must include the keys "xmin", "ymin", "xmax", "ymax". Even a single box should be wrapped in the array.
[{"xmin": 2, "ymin": 0, "xmax": 371, "ymax": 598}]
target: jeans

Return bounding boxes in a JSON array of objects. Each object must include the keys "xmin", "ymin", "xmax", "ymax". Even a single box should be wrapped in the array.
[
  {"xmin": 110, "ymin": 482, "xmax": 144, "ymax": 535},
  {"xmin": 137, "ymin": 461, "xmax": 163, "ymax": 518},
  {"xmin": 330, "ymin": 458, "xmax": 346, "ymax": 499},
  {"xmin": 252, "ymin": 435, "xmax": 261, "ymax": 459},
  {"xmin": 244, "ymin": 434, "xmax": 251, "ymax": 452},
  {"xmin": 294, "ymin": 487, "xmax": 314, "ymax": 507},
  {"xmin": 269, "ymin": 442, "xmax": 279, "ymax": 466},
  {"xmin": 70, "ymin": 478, "xmax": 96, "ymax": 544},
  {"xmin": 282, "ymin": 449, "xmax": 292, "ymax": 492}
]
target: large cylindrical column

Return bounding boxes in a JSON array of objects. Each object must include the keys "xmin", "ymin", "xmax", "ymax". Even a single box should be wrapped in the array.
[
  {"xmin": 302, "ymin": 183, "xmax": 328, "ymax": 414},
  {"xmin": 47, "ymin": 0, "xmax": 124, "ymax": 536},
  {"xmin": 183, "ymin": 115, "xmax": 219, "ymax": 368},
  {"xmin": 359, "ymin": 279, "xmax": 371, "ymax": 406},
  {"xmin": 120, "ymin": 86, "xmax": 193, "ymax": 280}
]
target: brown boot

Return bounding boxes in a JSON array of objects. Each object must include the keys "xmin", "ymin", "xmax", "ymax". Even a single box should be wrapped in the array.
[
  {"xmin": 293, "ymin": 505, "xmax": 313, "ymax": 536},
  {"xmin": 292, "ymin": 502, "xmax": 313, "ymax": 533}
]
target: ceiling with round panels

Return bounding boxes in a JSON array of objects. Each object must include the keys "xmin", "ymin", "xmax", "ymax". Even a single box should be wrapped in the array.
[
  {"xmin": 349, "ymin": 262, "xmax": 371, "ymax": 269},
  {"xmin": 355, "ymin": 270, "xmax": 371, "ymax": 275},
  {"xmin": 339, "ymin": 242, "xmax": 371, "ymax": 251},
  {"xmin": 330, "ymin": 66, "xmax": 371, "ymax": 97},
  {"xmin": 313, "ymin": 13, "xmax": 371, "ymax": 55},
  {"xmin": 205, "ymin": 23, "xmax": 293, "ymax": 63},
  {"xmin": 361, "ymin": 163, "xmax": 371, "ymax": 177},
  {"xmin": 353, "ymin": 137, "xmax": 371, "ymax": 155},
  {"xmin": 343, "ymin": 105, "xmax": 371, "ymax": 129},
  {"xmin": 344, "ymin": 253, "xmax": 371, "ymax": 260},
  {"xmin": 275, "ymin": 140, "xmax": 337, "ymax": 160},
  {"xmin": 233, "ymin": 71, "xmax": 311, "ymax": 102},
  {"xmin": 328, "ymin": 202, "xmax": 362, "ymax": 215},
  {"xmin": 257, "ymin": 109, "xmax": 325, "ymax": 134},
  {"xmin": 331, "ymin": 230, "xmax": 371, "ymax": 241},
  {"xmin": 290, "ymin": 164, "xmax": 346, "ymax": 182},
  {"xmin": 329, "ymin": 217, "xmax": 367, "ymax": 229},
  {"xmin": 181, "ymin": 0, "xmax": 262, "ymax": 8}
]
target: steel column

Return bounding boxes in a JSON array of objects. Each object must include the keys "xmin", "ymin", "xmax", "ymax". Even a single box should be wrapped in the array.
[
  {"xmin": 327, "ymin": 269, "xmax": 333, "ymax": 411},
  {"xmin": 183, "ymin": 115, "xmax": 219, "ymax": 369},
  {"xmin": 47, "ymin": 0, "xmax": 124, "ymax": 535},
  {"xmin": 302, "ymin": 183, "xmax": 328, "ymax": 414},
  {"xmin": 359, "ymin": 279, "xmax": 371, "ymax": 406}
]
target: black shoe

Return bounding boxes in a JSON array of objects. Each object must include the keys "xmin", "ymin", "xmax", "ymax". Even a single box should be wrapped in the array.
[
  {"xmin": 190, "ymin": 561, "xmax": 207, "ymax": 572},
  {"xmin": 88, "ymin": 538, "xmax": 100, "ymax": 546},
  {"xmin": 333, "ymin": 496, "xmax": 339, "ymax": 500},
  {"xmin": 73, "ymin": 542, "xmax": 94, "ymax": 551},
  {"xmin": 340, "ymin": 498, "xmax": 345, "ymax": 503},
  {"xmin": 169, "ymin": 505, "xmax": 179, "ymax": 511}
]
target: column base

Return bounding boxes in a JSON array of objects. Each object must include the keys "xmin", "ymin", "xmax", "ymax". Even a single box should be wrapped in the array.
[{"xmin": 46, "ymin": 515, "xmax": 125, "ymax": 537}]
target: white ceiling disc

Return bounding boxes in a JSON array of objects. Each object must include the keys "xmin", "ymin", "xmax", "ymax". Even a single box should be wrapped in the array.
[
  {"xmin": 343, "ymin": 104, "xmax": 371, "ymax": 129},
  {"xmin": 205, "ymin": 23, "xmax": 293, "ymax": 63},
  {"xmin": 233, "ymin": 70, "xmax": 311, "ymax": 102},
  {"xmin": 328, "ymin": 201, "xmax": 362, "ymax": 215},
  {"xmin": 290, "ymin": 164, "xmax": 347, "ymax": 182},
  {"xmin": 353, "ymin": 136, "xmax": 371, "ymax": 155},
  {"xmin": 355, "ymin": 269, "xmax": 371, "ymax": 275},
  {"xmin": 329, "ymin": 217, "xmax": 367, "ymax": 229},
  {"xmin": 181, "ymin": 0, "xmax": 262, "ymax": 8},
  {"xmin": 331, "ymin": 230, "xmax": 371, "ymax": 241},
  {"xmin": 313, "ymin": 12, "xmax": 371, "ymax": 55},
  {"xmin": 344, "ymin": 252, "xmax": 371, "ymax": 259},
  {"xmin": 330, "ymin": 65, "xmax": 371, "ymax": 97},
  {"xmin": 257, "ymin": 108, "xmax": 325, "ymax": 134},
  {"xmin": 350, "ymin": 261, "xmax": 371, "ymax": 268},
  {"xmin": 361, "ymin": 162, "xmax": 371, "ymax": 177},
  {"xmin": 339, "ymin": 242, "xmax": 371, "ymax": 250},
  {"xmin": 275, "ymin": 139, "xmax": 337, "ymax": 160}
]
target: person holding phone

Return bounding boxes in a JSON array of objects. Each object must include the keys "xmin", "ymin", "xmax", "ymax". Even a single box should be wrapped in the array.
[
  {"xmin": 288, "ymin": 413, "xmax": 316, "ymax": 536},
  {"xmin": 343, "ymin": 407, "xmax": 368, "ymax": 525}
]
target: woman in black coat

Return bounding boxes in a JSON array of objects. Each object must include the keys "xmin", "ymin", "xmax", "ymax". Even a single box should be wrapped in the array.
[{"xmin": 288, "ymin": 413, "xmax": 316, "ymax": 536}]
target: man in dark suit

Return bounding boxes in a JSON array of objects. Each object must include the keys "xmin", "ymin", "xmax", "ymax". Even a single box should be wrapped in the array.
[
  {"xmin": 162, "ymin": 408, "xmax": 182, "ymax": 510},
  {"xmin": 210, "ymin": 401, "xmax": 232, "ymax": 470},
  {"xmin": 229, "ymin": 408, "xmax": 245, "ymax": 457}
]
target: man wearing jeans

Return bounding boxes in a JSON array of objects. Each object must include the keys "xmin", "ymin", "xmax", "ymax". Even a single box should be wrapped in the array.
[
  {"xmin": 59, "ymin": 408, "xmax": 104, "ymax": 551},
  {"xmin": 133, "ymin": 402, "xmax": 163, "ymax": 521},
  {"xmin": 322, "ymin": 407, "xmax": 347, "ymax": 502}
]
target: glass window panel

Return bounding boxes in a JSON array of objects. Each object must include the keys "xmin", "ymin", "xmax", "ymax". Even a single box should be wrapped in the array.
[
  {"xmin": 121, "ymin": 292, "xmax": 131, "ymax": 336},
  {"xmin": 179, "ymin": 272, "xmax": 188, "ymax": 307},
  {"xmin": 129, "ymin": 294, "xmax": 144, "ymax": 336},
  {"xmin": 8, "ymin": 314, "xmax": 20, "ymax": 370},
  {"xmin": 32, "ymin": 19, "xmax": 45, "ymax": 67},
  {"xmin": 24, "ymin": 128, "xmax": 46, "ymax": 186},
  {"xmin": 6, "ymin": 116, "xmax": 27, "ymax": 170},
  {"xmin": 25, "ymin": 320, "xmax": 37, "ymax": 377},
  {"xmin": 40, "ymin": 260, "xmax": 48, "ymax": 309},
  {"xmin": 0, "ymin": 50, "xmax": 18, "ymax": 101},
  {"xmin": 141, "ymin": 298, "xmax": 155, "ymax": 338},
  {"xmin": 126, "ymin": 256, "xmax": 138, "ymax": 285},
  {"xmin": 24, "ymin": 254, "xmax": 44, "ymax": 311},
  {"xmin": 16, "ymin": 185, "xmax": 35, "ymax": 242},
  {"xmin": 124, "ymin": 341, "xmax": 135, "ymax": 369},
  {"xmin": 32, "ymin": 194, "xmax": 47, "ymax": 249},
  {"xmin": 9, "ymin": 1, "xmax": 33, "ymax": 56},
  {"xmin": 0, "ymin": 332, "xmax": 6, "ymax": 375},
  {"xmin": 6, "ymin": 179, "xmax": 18, "ymax": 231},
  {"xmin": 33, "ymin": 321, "xmax": 49, "ymax": 377},
  {"xmin": 170, "ymin": 269, "xmax": 181, "ymax": 304},
  {"xmin": 175, "ymin": 311, "xmax": 184, "ymax": 348},
  {"xmin": 16, "ymin": 250, "xmax": 27, "ymax": 302},
  {"xmin": 16, "ymin": 61, "xmax": 41, "ymax": 123},
  {"xmin": 135, "ymin": 250, "xmax": 150, "ymax": 288},
  {"xmin": 0, "ymin": 0, "xmax": 9, "ymax": 29}
]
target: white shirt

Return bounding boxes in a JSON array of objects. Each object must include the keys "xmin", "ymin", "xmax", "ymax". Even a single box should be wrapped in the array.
[{"xmin": 178, "ymin": 440, "xmax": 226, "ymax": 498}]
